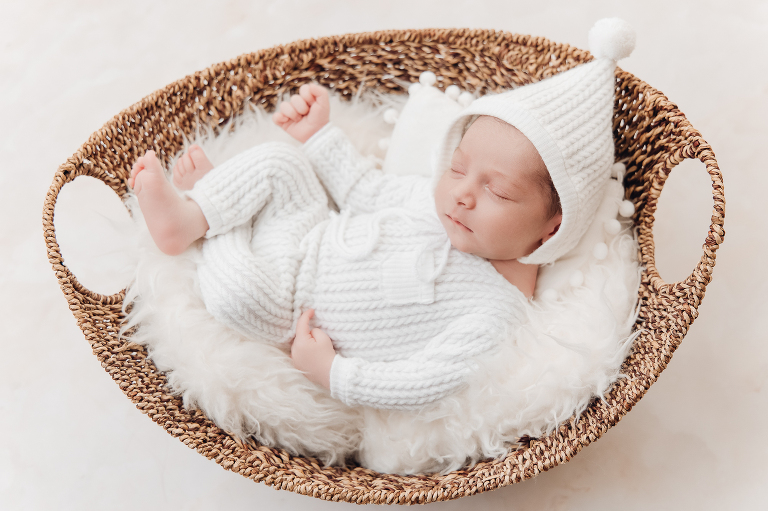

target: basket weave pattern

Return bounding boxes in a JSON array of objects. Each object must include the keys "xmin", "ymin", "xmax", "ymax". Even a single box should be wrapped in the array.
[{"xmin": 43, "ymin": 29, "xmax": 724, "ymax": 504}]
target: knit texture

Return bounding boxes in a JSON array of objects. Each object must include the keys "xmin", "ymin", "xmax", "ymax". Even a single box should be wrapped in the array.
[
  {"xmin": 189, "ymin": 124, "xmax": 526, "ymax": 410},
  {"xmin": 309, "ymin": 126, "xmax": 527, "ymax": 410},
  {"xmin": 187, "ymin": 141, "xmax": 331, "ymax": 345}
]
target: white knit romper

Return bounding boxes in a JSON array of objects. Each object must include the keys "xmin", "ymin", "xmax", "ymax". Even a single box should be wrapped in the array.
[{"xmin": 187, "ymin": 124, "xmax": 527, "ymax": 410}]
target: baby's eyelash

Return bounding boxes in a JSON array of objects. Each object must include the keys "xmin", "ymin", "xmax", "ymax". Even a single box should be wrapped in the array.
[
  {"xmin": 486, "ymin": 185, "xmax": 510, "ymax": 201},
  {"xmin": 450, "ymin": 169, "xmax": 510, "ymax": 200}
]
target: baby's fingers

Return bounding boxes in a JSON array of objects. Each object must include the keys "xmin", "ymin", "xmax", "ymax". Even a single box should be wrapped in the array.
[
  {"xmin": 279, "ymin": 101, "xmax": 301, "ymax": 122},
  {"xmin": 310, "ymin": 327, "xmax": 332, "ymax": 345},
  {"xmin": 130, "ymin": 158, "xmax": 141, "ymax": 178},
  {"xmin": 290, "ymin": 94, "xmax": 310, "ymax": 115},
  {"xmin": 295, "ymin": 308, "xmax": 315, "ymax": 338},
  {"xmin": 303, "ymin": 83, "xmax": 328, "ymax": 103},
  {"xmin": 298, "ymin": 84, "xmax": 316, "ymax": 105},
  {"xmin": 272, "ymin": 110, "xmax": 289, "ymax": 125}
]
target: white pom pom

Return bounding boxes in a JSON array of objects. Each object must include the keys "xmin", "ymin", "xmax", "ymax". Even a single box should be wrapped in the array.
[
  {"xmin": 445, "ymin": 85, "xmax": 461, "ymax": 101},
  {"xmin": 588, "ymin": 18, "xmax": 636, "ymax": 62},
  {"xmin": 569, "ymin": 270, "xmax": 584, "ymax": 288},
  {"xmin": 604, "ymin": 218, "xmax": 621, "ymax": 236},
  {"xmin": 541, "ymin": 289, "xmax": 558, "ymax": 302},
  {"xmin": 593, "ymin": 242, "xmax": 608, "ymax": 261},
  {"xmin": 408, "ymin": 82, "xmax": 422, "ymax": 95},
  {"xmin": 419, "ymin": 71, "xmax": 437, "ymax": 86},
  {"xmin": 618, "ymin": 200, "xmax": 635, "ymax": 217},
  {"xmin": 383, "ymin": 108, "xmax": 399, "ymax": 124},
  {"xmin": 378, "ymin": 137, "xmax": 390, "ymax": 150},
  {"xmin": 458, "ymin": 92, "xmax": 474, "ymax": 107},
  {"xmin": 611, "ymin": 162, "xmax": 626, "ymax": 181}
]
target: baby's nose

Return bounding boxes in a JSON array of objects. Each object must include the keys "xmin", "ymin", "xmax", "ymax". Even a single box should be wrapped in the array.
[{"xmin": 453, "ymin": 186, "xmax": 475, "ymax": 208}]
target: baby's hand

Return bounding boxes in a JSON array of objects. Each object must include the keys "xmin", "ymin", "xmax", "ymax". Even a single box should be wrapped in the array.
[
  {"xmin": 272, "ymin": 83, "xmax": 330, "ymax": 143},
  {"xmin": 290, "ymin": 309, "xmax": 336, "ymax": 389}
]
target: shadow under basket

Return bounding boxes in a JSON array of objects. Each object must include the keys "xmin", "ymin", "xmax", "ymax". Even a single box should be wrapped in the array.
[{"xmin": 43, "ymin": 29, "xmax": 725, "ymax": 504}]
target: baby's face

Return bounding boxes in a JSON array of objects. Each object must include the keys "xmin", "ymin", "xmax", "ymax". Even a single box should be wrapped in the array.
[{"xmin": 434, "ymin": 116, "xmax": 561, "ymax": 261}]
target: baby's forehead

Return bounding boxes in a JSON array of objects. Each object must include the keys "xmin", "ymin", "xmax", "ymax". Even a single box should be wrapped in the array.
[{"xmin": 457, "ymin": 117, "xmax": 546, "ymax": 176}]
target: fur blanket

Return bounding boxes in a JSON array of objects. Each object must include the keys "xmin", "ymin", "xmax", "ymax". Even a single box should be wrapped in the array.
[{"xmin": 120, "ymin": 90, "xmax": 641, "ymax": 475}]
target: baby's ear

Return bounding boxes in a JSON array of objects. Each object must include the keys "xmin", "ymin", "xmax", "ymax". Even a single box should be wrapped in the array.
[{"xmin": 542, "ymin": 213, "xmax": 562, "ymax": 243}]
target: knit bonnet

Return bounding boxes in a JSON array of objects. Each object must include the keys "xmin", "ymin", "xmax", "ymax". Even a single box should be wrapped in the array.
[{"xmin": 430, "ymin": 18, "xmax": 636, "ymax": 265}]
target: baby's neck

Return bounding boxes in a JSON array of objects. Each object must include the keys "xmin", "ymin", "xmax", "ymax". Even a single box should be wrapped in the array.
[{"xmin": 489, "ymin": 259, "xmax": 538, "ymax": 299}]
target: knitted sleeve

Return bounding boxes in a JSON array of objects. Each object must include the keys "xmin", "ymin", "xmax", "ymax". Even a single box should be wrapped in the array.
[
  {"xmin": 328, "ymin": 314, "xmax": 504, "ymax": 410},
  {"xmin": 302, "ymin": 123, "xmax": 428, "ymax": 214}
]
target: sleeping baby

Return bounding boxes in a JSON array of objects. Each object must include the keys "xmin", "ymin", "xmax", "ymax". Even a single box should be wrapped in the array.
[{"xmin": 127, "ymin": 27, "xmax": 624, "ymax": 410}]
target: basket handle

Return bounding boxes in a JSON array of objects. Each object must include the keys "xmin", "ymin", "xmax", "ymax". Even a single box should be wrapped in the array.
[
  {"xmin": 43, "ymin": 158, "xmax": 128, "ymax": 307},
  {"xmin": 643, "ymin": 138, "xmax": 725, "ymax": 297}
]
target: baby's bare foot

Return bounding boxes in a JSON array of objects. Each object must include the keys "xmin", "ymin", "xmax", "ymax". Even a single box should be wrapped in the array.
[
  {"xmin": 172, "ymin": 144, "xmax": 214, "ymax": 190},
  {"xmin": 129, "ymin": 150, "xmax": 209, "ymax": 255}
]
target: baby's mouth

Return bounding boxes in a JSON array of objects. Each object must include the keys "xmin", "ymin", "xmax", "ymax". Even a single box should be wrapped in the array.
[{"xmin": 447, "ymin": 214, "xmax": 472, "ymax": 232}]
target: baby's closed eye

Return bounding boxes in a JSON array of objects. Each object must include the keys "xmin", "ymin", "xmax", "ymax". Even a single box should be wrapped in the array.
[{"xmin": 487, "ymin": 185, "xmax": 512, "ymax": 201}]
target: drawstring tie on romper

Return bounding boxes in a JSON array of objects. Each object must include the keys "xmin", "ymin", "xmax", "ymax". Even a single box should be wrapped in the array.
[{"xmin": 329, "ymin": 206, "xmax": 452, "ymax": 283}]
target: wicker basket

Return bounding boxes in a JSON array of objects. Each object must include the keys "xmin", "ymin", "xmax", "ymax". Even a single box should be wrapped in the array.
[{"xmin": 43, "ymin": 28, "xmax": 725, "ymax": 504}]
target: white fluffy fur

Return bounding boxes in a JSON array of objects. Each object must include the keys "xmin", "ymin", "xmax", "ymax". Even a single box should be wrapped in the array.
[{"xmin": 120, "ymin": 89, "xmax": 641, "ymax": 474}]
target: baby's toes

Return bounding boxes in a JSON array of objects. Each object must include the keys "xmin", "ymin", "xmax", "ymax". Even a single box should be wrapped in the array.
[
  {"xmin": 188, "ymin": 145, "xmax": 213, "ymax": 172},
  {"xmin": 171, "ymin": 166, "xmax": 182, "ymax": 187},
  {"xmin": 181, "ymin": 153, "xmax": 193, "ymax": 174},
  {"xmin": 171, "ymin": 156, "xmax": 188, "ymax": 184},
  {"xmin": 170, "ymin": 158, "xmax": 181, "ymax": 177}
]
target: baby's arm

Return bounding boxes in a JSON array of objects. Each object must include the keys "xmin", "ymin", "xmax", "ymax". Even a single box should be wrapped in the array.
[
  {"xmin": 291, "ymin": 313, "xmax": 502, "ymax": 410},
  {"xmin": 302, "ymin": 125, "xmax": 425, "ymax": 214},
  {"xmin": 274, "ymin": 85, "xmax": 425, "ymax": 214},
  {"xmin": 332, "ymin": 315, "xmax": 501, "ymax": 410}
]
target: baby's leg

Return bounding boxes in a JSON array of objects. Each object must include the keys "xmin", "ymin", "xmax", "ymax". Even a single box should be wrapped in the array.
[
  {"xmin": 172, "ymin": 144, "xmax": 214, "ymax": 191},
  {"xmin": 195, "ymin": 143, "xmax": 330, "ymax": 344},
  {"xmin": 185, "ymin": 142, "xmax": 326, "ymax": 239},
  {"xmin": 128, "ymin": 151, "xmax": 209, "ymax": 256}
]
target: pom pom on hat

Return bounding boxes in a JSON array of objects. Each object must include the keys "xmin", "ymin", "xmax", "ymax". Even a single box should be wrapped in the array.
[
  {"xmin": 383, "ymin": 108, "xmax": 399, "ymax": 124},
  {"xmin": 604, "ymin": 218, "xmax": 622, "ymax": 236},
  {"xmin": 618, "ymin": 200, "xmax": 635, "ymax": 217},
  {"xmin": 588, "ymin": 18, "xmax": 635, "ymax": 61},
  {"xmin": 419, "ymin": 71, "xmax": 437, "ymax": 86},
  {"xmin": 458, "ymin": 92, "xmax": 474, "ymax": 107},
  {"xmin": 408, "ymin": 82, "xmax": 422, "ymax": 95},
  {"xmin": 445, "ymin": 85, "xmax": 461, "ymax": 101}
]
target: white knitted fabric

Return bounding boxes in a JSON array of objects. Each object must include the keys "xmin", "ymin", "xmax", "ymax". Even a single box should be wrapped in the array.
[
  {"xmin": 431, "ymin": 18, "xmax": 636, "ymax": 265},
  {"xmin": 186, "ymin": 123, "xmax": 526, "ymax": 410},
  {"xmin": 186, "ymin": 142, "xmax": 330, "ymax": 345}
]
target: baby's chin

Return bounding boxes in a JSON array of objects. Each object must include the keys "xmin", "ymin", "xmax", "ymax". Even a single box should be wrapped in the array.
[
  {"xmin": 444, "ymin": 228, "xmax": 527, "ymax": 261},
  {"xmin": 444, "ymin": 229, "xmax": 482, "ymax": 257}
]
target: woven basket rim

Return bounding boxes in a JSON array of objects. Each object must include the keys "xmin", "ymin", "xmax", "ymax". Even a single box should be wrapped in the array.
[{"xmin": 42, "ymin": 27, "xmax": 725, "ymax": 504}]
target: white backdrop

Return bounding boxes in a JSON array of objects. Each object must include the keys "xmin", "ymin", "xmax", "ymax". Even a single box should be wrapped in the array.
[{"xmin": 2, "ymin": 1, "xmax": 766, "ymax": 509}]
